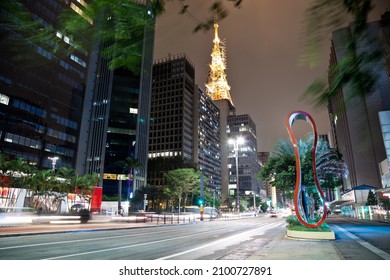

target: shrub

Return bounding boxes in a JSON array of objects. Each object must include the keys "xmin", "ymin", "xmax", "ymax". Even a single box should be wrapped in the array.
[
  {"xmin": 285, "ymin": 215, "xmax": 302, "ymax": 226},
  {"xmin": 285, "ymin": 215, "xmax": 332, "ymax": 232}
]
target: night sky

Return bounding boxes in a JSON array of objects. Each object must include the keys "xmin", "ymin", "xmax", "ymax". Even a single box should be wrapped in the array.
[{"xmin": 154, "ymin": 0, "xmax": 389, "ymax": 152}]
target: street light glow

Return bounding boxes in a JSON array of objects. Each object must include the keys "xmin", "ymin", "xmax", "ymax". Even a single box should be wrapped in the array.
[
  {"xmin": 229, "ymin": 136, "xmax": 245, "ymax": 213},
  {"xmin": 48, "ymin": 156, "xmax": 59, "ymax": 171}
]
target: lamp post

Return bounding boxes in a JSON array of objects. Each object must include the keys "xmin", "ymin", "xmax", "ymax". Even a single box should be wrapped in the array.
[
  {"xmin": 229, "ymin": 136, "xmax": 244, "ymax": 213},
  {"xmin": 48, "ymin": 156, "xmax": 59, "ymax": 172}
]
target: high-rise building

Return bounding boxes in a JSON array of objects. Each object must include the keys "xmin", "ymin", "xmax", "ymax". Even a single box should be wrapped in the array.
[
  {"xmin": 148, "ymin": 54, "xmax": 222, "ymax": 197},
  {"xmin": 76, "ymin": 2, "xmax": 155, "ymax": 199},
  {"xmin": 328, "ymin": 12, "xmax": 390, "ymax": 195},
  {"xmin": 227, "ymin": 114, "xmax": 261, "ymax": 198},
  {"xmin": 205, "ymin": 20, "xmax": 236, "ymax": 206},
  {"xmin": 0, "ymin": 1, "xmax": 89, "ymax": 170},
  {"xmin": 194, "ymin": 86, "xmax": 221, "ymax": 196},
  {"xmin": 0, "ymin": 1, "xmax": 156, "ymax": 202},
  {"xmin": 149, "ymin": 54, "xmax": 196, "ymax": 162}
]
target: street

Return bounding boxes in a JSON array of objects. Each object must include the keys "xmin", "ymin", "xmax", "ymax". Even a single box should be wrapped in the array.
[
  {"xmin": 0, "ymin": 214, "xmax": 389, "ymax": 260},
  {"xmin": 328, "ymin": 216, "xmax": 390, "ymax": 260},
  {"xmin": 0, "ymin": 217, "xmax": 285, "ymax": 260}
]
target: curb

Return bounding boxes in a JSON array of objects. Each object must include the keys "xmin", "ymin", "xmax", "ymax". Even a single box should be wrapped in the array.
[{"xmin": 286, "ymin": 229, "xmax": 335, "ymax": 240}]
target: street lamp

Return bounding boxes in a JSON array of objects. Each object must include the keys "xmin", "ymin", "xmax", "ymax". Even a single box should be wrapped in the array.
[
  {"xmin": 229, "ymin": 136, "xmax": 244, "ymax": 213},
  {"xmin": 48, "ymin": 156, "xmax": 59, "ymax": 172}
]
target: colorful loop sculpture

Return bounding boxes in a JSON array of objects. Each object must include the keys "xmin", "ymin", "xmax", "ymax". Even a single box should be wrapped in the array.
[{"xmin": 286, "ymin": 111, "xmax": 327, "ymax": 228}]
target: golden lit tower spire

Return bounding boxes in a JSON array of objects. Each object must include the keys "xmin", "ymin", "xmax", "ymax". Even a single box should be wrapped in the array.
[{"xmin": 205, "ymin": 19, "xmax": 234, "ymax": 107}]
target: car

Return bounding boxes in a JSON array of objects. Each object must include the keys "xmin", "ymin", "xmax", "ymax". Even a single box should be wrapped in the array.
[
  {"xmin": 280, "ymin": 208, "xmax": 292, "ymax": 218},
  {"xmin": 269, "ymin": 210, "xmax": 280, "ymax": 218},
  {"xmin": 70, "ymin": 203, "xmax": 86, "ymax": 213},
  {"xmin": 204, "ymin": 207, "xmax": 220, "ymax": 219}
]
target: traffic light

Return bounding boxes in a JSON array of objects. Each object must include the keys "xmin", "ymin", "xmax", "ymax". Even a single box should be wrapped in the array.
[{"xmin": 198, "ymin": 198, "xmax": 204, "ymax": 207}]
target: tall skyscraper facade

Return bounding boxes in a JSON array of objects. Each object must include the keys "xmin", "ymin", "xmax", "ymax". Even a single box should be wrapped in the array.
[
  {"xmin": 328, "ymin": 12, "xmax": 390, "ymax": 193},
  {"xmin": 149, "ymin": 54, "xmax": 222, "ymax": 196},
  {"xmin": 227, "ymin": 114, "xmax": 261, "ymax": 198},
  {"xmin": 194, "ymin": 86, "xmax": 221, "ymax": 196},
  {"xmin": 0, "ymin": 0, "xmax": 89, "ymax": 170},
  {"xmin": 76, "ymin": 2, "xmax": 155, "ymax": 198},
  {"xmin": 149, "ymin": 54, "xmax": 195, "ymax": 162},
  {"xmin": 1, "ymin": 1, "xmax": 156, "ymax": 202}
]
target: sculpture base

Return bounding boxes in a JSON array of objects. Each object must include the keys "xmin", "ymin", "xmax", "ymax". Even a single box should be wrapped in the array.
[{"xmin": 286, "ymin": 228, "xmax": 335, "ymax": 240}]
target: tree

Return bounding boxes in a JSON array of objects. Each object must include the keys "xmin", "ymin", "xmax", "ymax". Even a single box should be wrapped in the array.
[
  {"xmin": 0, "ymin": 153, "xmax": 99, "ymax": 212},
  {"xmin": 5, "ymin": 157, "xmax": 36, "ymax": 189},
  {"xmin": 0, "ymin": 153, "xmax": 8, "ymax": 173},
  {"xmin": 164, "ymin": 168, "xmax": 200, "ymax": 213},
  {"xmin": 26, "ymin": 169, "xmax": 60, "ymax": 212},
  {"xmin": 116, "ymin": 157, "xmax": 142, "ymax": 189},
  {"xmin": 258, "ymin": 135, "xmax": 349, "ymax": 205},
  {"xmin": 147, "ymin": 156, "xmax": 198, "ymax": 209},
  {"xmin": 366, "ymin": 190, "xmax": 378, "ymax": 206}
]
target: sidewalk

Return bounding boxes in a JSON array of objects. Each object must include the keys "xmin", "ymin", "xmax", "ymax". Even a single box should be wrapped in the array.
[{"xmin": 248, "ymin": 237, "xmax": 341, "ymax": 260}]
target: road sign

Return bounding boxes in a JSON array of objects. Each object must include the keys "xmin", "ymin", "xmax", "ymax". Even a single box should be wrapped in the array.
[{"xmin": 103, "ymin": 173, "xmax": 117, "ymax": 180}]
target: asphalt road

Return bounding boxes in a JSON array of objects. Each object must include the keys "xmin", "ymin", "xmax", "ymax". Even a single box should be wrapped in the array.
[
  {"xmin": 1, "ymin": 215, "xmax": 389, "ymax": 260},
  {"xmin": 327, "ymin": 216, "xmax": 390, "ymax": 260},
  {"xmin": 0, "ymin": 217, "xmax": 286, "ymax": 260}
]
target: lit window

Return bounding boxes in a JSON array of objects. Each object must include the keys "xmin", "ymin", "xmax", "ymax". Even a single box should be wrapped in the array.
[
  {"xmin": 0, "ymin": 94, "xmax": 10, "ymax": 105},
  {"xmin": 77, "ymin": 0, "xmax": 88, "ymax": 7},
  {"xmin": 70, "ymin": 3, "xmax": 92, "ymax": 24}
]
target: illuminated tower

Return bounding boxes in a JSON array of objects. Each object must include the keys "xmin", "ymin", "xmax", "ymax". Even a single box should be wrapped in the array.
[
  {"xmin": 206, "ymin": 21, "xmax": 234, "ymax": 107},
  {"xmin": 206, "ymin": 20, "xmax": 235, "ymax": 208}
]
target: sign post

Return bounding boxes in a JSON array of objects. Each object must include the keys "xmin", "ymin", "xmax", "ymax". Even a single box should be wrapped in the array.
[{"xmin": 143, "ymin": 193, "xmax": 147, "ymax": 212}]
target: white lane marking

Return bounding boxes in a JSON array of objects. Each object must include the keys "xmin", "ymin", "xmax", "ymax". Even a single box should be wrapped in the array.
[
  {"xmin": 156, "ymin": 222, "xmax": 285, "ymax": 260},
  {"xmin": 0, "ymin": 227, "xmax": 200, "ymax": 251},
  {"xmin": 332, "ymin": 225, "xmax": 390, "ymax": 260},
  {"xmin": 42, "ymin": 223, "xmax": 280, "ymax": 260}
]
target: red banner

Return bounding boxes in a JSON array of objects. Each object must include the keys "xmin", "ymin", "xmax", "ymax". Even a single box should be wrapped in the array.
[{"xmin": 90, "ymin": 187, "xmax": 103, "ymax": 212}]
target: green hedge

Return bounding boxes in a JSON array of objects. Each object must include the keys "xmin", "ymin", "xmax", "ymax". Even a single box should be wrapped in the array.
[{"xmin": 285, "ymin": 215, "xmax": 332, "ymax": 232}]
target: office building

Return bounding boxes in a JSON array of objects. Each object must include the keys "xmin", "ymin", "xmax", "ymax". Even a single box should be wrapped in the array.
[
  {"xmin": 148, "ymin": 54, "xmax": 196, "ymax": 190},
  {"xmin": 149, "ymin": 54, "xmax": 195, "ymax": 162},
  {"xmin": 0, "ymin": 1, "xmax": 156, "ymax": 202},
  {"xmin": 227, "ymin": 114, "xmax": 261, "ymax": 199},
  {"xmin": 328, "ymin": 12, "xmax": 390, "ymax": 198},
  {"xmin": 194, "ymin": 86, "xmax": 221, "ymax": 196},
  {"xmin": 76, "ymin": 2, "xmax": 155, "ymax": 198},
  {"xmin": 0, "ymin": 0, "xmax": 89, "ymax": 169},
  {"xmin": 148, "ymin": 54, "xmax": 222, "ymax": 196}
]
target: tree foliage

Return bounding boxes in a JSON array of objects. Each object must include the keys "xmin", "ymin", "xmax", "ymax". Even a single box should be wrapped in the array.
[
  {"xmin": 301, "ymin": 0, "xmax": 382, "ymax": 108},
  {"xmin": 366, "ymin": 189, "xmax": 378, "ymax": 205},
  {"xmin": 0, "ymin": 153, "xmax": 99, "ymax": 213},
  {"xmin": 164, "ymin": 168, "xmax": 200, "ymax": 211},
  {"xmin": 1, "ymin": 0, "xmax": 244, "ymax": 72},
  {"xmin": 258, "ymin": 135, "xmax": 349, "ymax": 196}
]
